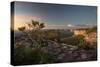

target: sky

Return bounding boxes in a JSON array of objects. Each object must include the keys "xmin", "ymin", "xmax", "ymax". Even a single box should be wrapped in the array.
[{"xmin": 13, "ymin": 1, "xmax": 97, "ymax": 30}]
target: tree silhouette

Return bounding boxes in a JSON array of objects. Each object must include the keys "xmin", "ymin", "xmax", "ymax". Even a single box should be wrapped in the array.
[
  {"xmin": 18, "ymin": 26, "xmax": 25, "ymax": 31},
  {"xmin": 27, "ymin": 20, "xmax": 45, "ymax": 30},
  {"xmin": 18, "ymin": 20, "xmax": 45, "ymax": 47},
  {"xmin": 15, "ymin": 20, "xmax": 56, "ymax": 64}
]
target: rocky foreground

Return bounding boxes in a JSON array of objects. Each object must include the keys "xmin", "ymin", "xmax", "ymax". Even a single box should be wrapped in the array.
[
  {"xmin": 15, "ymin": 36, "xmax": 97, "ymax": 63},
  {"xmin": 40, "ymin": 40, "xmax": 97, "ymax": 62},
  {"xmin": 15, "ymin": 32, "xmax": 97, "ymax": 63}
]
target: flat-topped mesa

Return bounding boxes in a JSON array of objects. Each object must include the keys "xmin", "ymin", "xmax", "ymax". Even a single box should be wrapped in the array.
[
  {"xmin": 70, "ymin": 27, "xmax": 97, "ymax": 43},
  {"xmin": 70, "ymin": 28, "xmax": 89, "ymax": 36}
]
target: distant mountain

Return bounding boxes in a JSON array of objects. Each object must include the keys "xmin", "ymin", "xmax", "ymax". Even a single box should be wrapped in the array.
[{"xmin": 44, "ymin": 24, "xmax": 96, "ymax": 29}]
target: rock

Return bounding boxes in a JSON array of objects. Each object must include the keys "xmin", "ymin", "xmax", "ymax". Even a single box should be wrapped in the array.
[
  {"xmin": 47, "ymin": 41, "xmax": 61, "ymax": 50},
  {"xmin": 70, "ymin": 46, "xmax": 78, "ymax": 50},
  {"xmin": 61, "ymin": 43, "xmax": 67, "ymax": 46},
  {"xmin": 72, "ymin": 52, "xmax": 79, "ymax": 57},
  {"xmin": 81, "ymin": 53, "xmax": 87, "ymax": 60},
  {"xmin": 57, "ymin": 53, "xmax": 65, "ymax": 60},
  {"xmin": 68, "ymin": 51, "xmax": 73, "ymax": 54},
  {"xmin": 40, "ymin": 47, "xmax": 48, "ymax": 53},
  {"xmin": 63, "ymin": 46, "xmax": 68, "ymax": 49}
]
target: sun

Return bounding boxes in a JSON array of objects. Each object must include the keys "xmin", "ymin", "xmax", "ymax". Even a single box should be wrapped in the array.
[{"xmin": 67, "ymin": 24, "xmax": 73, "ymax": 27}]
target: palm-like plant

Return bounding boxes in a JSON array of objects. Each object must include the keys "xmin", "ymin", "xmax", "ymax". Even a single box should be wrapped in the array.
[
  {"xmin": 18, "ymin": 27, "xmax": 26, "ymax": 31},
  {"xmin": 32, "ymin": 20, "xmax": 37, "ymax": 26},
  {"xmin": 28, "ymin": 20, "xmax": 45, "ymax": 30},
  {"xmin": 39, "ymin": 23, "xmax": 45, "ymax": 29},
  {"xmin": 18, "ymin": 20, "xmax": 45, "ymax": 48}
]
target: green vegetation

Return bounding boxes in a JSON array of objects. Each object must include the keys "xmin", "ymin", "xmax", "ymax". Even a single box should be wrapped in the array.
[
  {"xmin": 60, "ymin": 35, "xmax": 94, "ymax": 50},
  {"xmin": 86, "ymin": 26, "xmax": 97, "ymax": 34},
  {"xmin": 14, "ymin": 20, "xmax": 97, "ymax": 65},
  {"xmin": 18, "ymin": 20, "xmax": 45, "ymax": 47},
  {"xmin": 14, "ymin": 44, "xmax": 55, "ymax": 65},
  {"xmin": 15, "ymin": 20, "xmax": 56, "ymax": 65},
  {"xmin": 60, "ymin": 35, "xmax": 84, "ymax": 45},
  {"xmin": 27, "ymin": 20, "xmax": 45, "ymax": 30}
]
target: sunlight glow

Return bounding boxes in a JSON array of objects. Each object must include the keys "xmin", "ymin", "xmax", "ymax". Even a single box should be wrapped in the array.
[{"xmin": 14, "ymin": 14, "xmax": 41, "ymax": 30}]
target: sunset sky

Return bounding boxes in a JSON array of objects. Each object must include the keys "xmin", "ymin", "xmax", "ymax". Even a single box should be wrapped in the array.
[{"xmin": 13, "ymin": 1, "xmax": 97, "ymax": 30}]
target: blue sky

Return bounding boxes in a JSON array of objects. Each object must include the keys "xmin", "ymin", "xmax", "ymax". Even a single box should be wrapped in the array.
[{"xmin": 14, "ymin": 1, "xmax": 97, "ymax": 29}]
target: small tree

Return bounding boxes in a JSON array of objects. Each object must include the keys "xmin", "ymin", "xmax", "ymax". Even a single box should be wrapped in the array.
[
  {"xmin": 18, "ymin": 27, "xmax": 26, "ymax": 31},
  {"xmin": 18, "ymin": 20, "xmax": 45, "ymax": 48},
  {"xmin": 16, "ymin": 21, "xmax": 56, "ymax": 64},
  {"xmin": 27, "ymin": 20, "xmax": 45, "ymax": 31}
]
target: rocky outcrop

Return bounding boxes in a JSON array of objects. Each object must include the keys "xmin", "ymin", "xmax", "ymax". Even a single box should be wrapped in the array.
[
  {"xmin": 40, "ymin": 40, "xmax": 97, "ymax": 62},
  {"xmin": 15, "ymin": 37, "xmax": 97, "ymax": 62}
]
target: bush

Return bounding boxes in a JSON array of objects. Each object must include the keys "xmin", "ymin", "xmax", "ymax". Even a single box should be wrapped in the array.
[
  {"xmin": 78, "ymin": 44, "xmax": 89, "ymax": 50},
  {"xmin": 60, "ymin": 36, "xmax": 80, "ymax": 46},
  {"xmin": 14, "ymin": 44, "xmax": 55, "ymax": 65},
  {"xmin": 86, "ymin": 26, "xmax": 97, "ymax": 34},
  {"xmin": 78, "ymin": 42, "xmax": 94, "ymax": 50},
  {"xmin": 45, "ymin": 31, "xmax": 59, "ymax": 40}
]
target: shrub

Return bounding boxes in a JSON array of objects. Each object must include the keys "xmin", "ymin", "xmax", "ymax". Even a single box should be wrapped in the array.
[
  {"xmin": 45, "ymin": 31, "xmax": 59, "ymax": 40},
  {"xmin": 78, "ymin": 42, "xmax": 94, "ymax": 50},
  {"xmin": 14, "ymin": 44, "xmax": 55, "ymax": 65},
  {"xmin": 86, "ymin": 26, "xmax": 97, "ymax": 34},
  {"xmin": 60, "ymin": 37, "xmax": 80, "ymax": 46}
]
